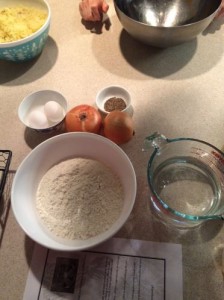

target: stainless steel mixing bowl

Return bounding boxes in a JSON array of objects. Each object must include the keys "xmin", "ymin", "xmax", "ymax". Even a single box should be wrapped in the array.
[{"xmin": 114, "ymin": 0, "xmax": 222, "ymax": 47}]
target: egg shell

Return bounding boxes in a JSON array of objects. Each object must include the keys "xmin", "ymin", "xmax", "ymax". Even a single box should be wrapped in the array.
[
  {"xmin": 28, "ymin": 110, "xmax": 49, "ymax": 129},
  {"xmin": 44, "ymin": 101, "xmax": 64, "ymax": 122}
]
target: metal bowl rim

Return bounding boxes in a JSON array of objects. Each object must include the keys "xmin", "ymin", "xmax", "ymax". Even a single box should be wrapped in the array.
[{"xmin": 114, "ymin": 0, "xmax": 222, "ymax": 29}]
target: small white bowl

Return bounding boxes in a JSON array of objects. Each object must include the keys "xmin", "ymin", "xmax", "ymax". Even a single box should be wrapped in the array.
[
  {"xmin": 18, "ymin": 90, "xmax": 67, "ymax": 133},
  {"xmin": 11, "ymin": 132, "xmax": 137, "ymax": 251},
  {"xmin": 96, "ymin": 85, "xmax": 132, "ymax": 115}
]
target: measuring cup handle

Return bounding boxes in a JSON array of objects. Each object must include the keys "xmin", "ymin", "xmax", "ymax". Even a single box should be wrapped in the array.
[{"xmin": 143, "ymin": 132, "xmax": 168, "ymax": 152}]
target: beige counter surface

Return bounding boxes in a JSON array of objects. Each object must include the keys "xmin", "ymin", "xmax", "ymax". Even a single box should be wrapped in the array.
[{"xmin": 1, "ymin": 0, "xmax": 224, "ymax": 299}]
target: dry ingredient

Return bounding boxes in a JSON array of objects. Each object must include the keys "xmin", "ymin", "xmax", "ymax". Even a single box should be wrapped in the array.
[
  {"xmin": 0, "ymin": 6, "xmax": 47, "ymax": 43},
  {"xmin": 36, "ymin": 158, "xmax": 124, "ymax": 240},
  {"xmin": 104, "ymin": 97, "xmax": 127, "ymax": 112}
]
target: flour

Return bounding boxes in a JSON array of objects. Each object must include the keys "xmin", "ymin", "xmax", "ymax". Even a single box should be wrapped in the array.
[{"xmin": 36, "ymin": 158, "xmax": 124, "ymax": 240}]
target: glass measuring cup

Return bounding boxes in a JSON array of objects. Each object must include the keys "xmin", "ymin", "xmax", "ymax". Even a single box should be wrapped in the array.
[{"xmin": 143, "ymin": 132, "xmax": 224, "ymax": 227}]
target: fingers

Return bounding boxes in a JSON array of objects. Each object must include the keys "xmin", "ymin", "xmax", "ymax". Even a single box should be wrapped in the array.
[
  {"xmin": 217, "ymin": 3, "xmax": 224, "ymax": 18},
  {"xmin": 91, "ymin": 6, "xmax": 101, "ymax": 21},
  {"xmin": 102, "ymin": 1, "xmax": 109, "ymax": 13},
  {"xmin": 216, "ymin": 9, "xmax": 224, "ymax": 18},
  {"xmin": 79, "ymin": 0, "xmax": 109, "ymax": 21},
  {"xmin": 79, "ymin": 2, "xmax": 100, "ymax": 21}
]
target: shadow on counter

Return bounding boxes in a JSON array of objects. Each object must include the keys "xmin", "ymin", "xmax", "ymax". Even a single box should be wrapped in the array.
[
  {"xmin": 92, "ymin": 15, "xmax": 223, "ymax": 80},
  {"xmin": 116, "ymin": 168, "xmax": 224, "ymax": 248},
  {"xmin": 119, "ymin": 31, "xmax": 198, "ymax": 78},
  {"xmin": 0, "ymin": 37, "xmax": 58, "ymax": 86},
  {"xmin": 24, "ymin": 125, "xmax": 66, "ymax": 150},
  {"xmin": 149, "ymin": 201, "xmax": 224, "ymax": 245},
  {"xmin": 81, "ymin": 15, "xmax": 111, "ymax": 34},
  {"xmin": 122, "ymin": 16, "xmax": 224, "ymax": 79},
  {"xmin": 118, "ymin": 27, "xmax": 223, "ymax": 79},
  {"xmin": 203, "ymin": 15, "xmax": 224, "ymax": 35}
]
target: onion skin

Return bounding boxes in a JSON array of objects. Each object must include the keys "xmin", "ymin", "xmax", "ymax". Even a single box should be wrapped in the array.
[
  {"xmin": 103, "ymin": 111, "xmax": 134, "ymax": 144},
  {"xmin": 65, "ymin": 105, "xmax": 102, "ymax": 134}
]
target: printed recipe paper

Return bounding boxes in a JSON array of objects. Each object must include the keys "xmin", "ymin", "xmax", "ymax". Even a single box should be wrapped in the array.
[{"xmin": 23, "ymin": 237, "xmax": 183, "ymax": 300}]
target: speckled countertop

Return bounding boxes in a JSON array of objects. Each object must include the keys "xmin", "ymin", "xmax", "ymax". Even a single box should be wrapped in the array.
[{"xmin": 1, "ymin": 1, "xmax": 224, "ymax": 299}]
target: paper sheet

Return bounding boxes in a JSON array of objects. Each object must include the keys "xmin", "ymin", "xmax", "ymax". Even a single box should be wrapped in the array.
[{"xmin": 23, "ymin": 237, "xmax": 183, "ymax": 300}]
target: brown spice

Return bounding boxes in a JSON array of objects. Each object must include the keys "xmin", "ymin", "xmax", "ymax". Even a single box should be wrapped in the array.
[{"xmin": 104, "ymin": 97, "xmax": 127, "ymax": 112}]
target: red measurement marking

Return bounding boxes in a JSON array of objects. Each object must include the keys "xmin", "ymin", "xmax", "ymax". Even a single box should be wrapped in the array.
[
  {"xmin": 190, "ymin": 147, "xmax": 210, "ymax": 158},
  {"xmin": 211, "ymin": 151, "xmax": 224, "ymax": 166}
]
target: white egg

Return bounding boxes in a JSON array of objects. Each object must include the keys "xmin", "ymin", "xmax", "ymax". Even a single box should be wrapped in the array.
[
  {"xmin": 44, "ymin": 101, "xmax": 64, "ymax": 122},
  {"xmin": 28, "ymin": 110, "xmax": 49, "ymax": 129}
]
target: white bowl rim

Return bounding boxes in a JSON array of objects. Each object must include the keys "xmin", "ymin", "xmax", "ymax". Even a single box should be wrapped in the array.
[
  {"xmin": 11, "ymin": 132, "xmax": 137, "ymax": 251},
  {"xmin": 0, "ymin": 0, "xmax": 51, "ymax": 47},
  {"xmin": 18, "ymin": 89, "xmax": 68, "ymax": 130},
  {"xmin": 96, "ymin": 85, "xmax": 132, "ymax": 115}
]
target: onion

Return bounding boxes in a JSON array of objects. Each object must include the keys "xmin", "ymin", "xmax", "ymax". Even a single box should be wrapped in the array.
[{"xmin": 103, "ymin": 111, "xmax": 134, "ymax": 144}]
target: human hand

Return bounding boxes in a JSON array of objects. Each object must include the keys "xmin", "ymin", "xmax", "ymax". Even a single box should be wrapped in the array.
[
  {"xmin": 217, "ymin": 0, "xmax": 224, "ymax": 17},
  {"xmin": 79, "ymin": 0, "xmax": 109, "ymax": 21}
]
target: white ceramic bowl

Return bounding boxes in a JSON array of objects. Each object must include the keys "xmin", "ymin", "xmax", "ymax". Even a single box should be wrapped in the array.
[
  {"xmin": 18, "ymin": 90, "xmax": 68, "ymax": 133},
  {"xmin": 0, "ymin": 0, "xmax": 51, "ymax": 62},
  {"xmin": 96, "ymin": 85, "xmax": 132, "ymax": 115},
  {"xmin": 11, "ymin": 132, "xmax": 137, "ymax": 251}
]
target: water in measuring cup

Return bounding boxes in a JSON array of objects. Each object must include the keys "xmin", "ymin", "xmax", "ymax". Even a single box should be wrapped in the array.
[{"xmin": 152, "ymin": 157, "xmax": 221, "ymax": 216}]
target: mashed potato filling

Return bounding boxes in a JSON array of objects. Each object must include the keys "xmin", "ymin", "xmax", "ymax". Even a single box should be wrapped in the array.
[{"xmin": 0, "ymin": 6, "xmax": 47, "ymax": 43}]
